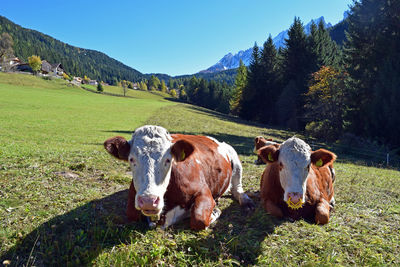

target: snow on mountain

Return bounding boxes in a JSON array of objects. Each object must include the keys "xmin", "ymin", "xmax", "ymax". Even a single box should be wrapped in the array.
[{"xmin": 200, "ymin": 16, "xmax": 332, "ymax": 73}]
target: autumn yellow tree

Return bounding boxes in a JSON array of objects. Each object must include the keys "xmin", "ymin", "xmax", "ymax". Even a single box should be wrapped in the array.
[
  {"xmin": 28, "ymin": 55, "xmax": 42, "ymax": 75},
  {"xmin": 304, "ymin": 66, "xmax": 348, "ymax": 140},
  {"xmin": 169, "ymin": 89, "xmax": 177, "ymax": 98}
]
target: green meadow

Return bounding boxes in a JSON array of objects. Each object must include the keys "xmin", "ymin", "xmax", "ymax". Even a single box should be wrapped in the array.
[{"xmin": 0, "ymin": 73, "xmax": 399, "ymax": 266}]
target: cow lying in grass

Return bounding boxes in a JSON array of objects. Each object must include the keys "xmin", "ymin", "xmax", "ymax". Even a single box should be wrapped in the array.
[
  {"xmin": 253, "ymin": 136, "xmax": 278, "ymax": 165},
  {"xmin": 257, "ymin": 137, "xmax": 336, "ymax": 224},
  {"xmin": 104, "ymin": 125, "xmax": 254, "ymax": 230}
]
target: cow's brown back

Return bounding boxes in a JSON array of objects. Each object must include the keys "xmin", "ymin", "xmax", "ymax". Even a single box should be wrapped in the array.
[{"xmin": 162, "ymin": 134, "xmax": 233, "ymax": 212}]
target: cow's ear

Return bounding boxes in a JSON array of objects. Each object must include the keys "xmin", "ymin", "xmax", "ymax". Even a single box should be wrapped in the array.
[
  {"xmin": 104, "ymin": 136, "xmax": 131, "ymax": 161},
  {"xmin": 311, "ymin": 149, "xmax": 337, "ymax": 167},
  {"xmin": 171, "ymin": 140, "xmax": 195, "ymax": 162},
  {"xmin": 258, "ymin": 144, "xmax": 280, "ymax": 163},
  {"xmin": 255, "ymin": 136, "xmax": 268, "ymax": 148}
]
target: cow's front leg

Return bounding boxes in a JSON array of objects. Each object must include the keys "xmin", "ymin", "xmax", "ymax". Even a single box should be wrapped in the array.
[
  {"xmin": 264, "ymin": 199, "xmax": 283, "ymax": 218},
  {"xmin": 315, "ymin": 198, "xmax": 330, "ymax": 224},
  {"xmin": 190, "ymin": 189, "xmax": 216, "ymax": 230},
  {"xmin": 126, "ymin": 181, "xmax": 141, "ymax": 221}
]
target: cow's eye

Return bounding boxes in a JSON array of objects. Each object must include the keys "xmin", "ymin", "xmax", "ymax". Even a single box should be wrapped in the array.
[
  {"xmin": 129, "ymin": 158, "xmax": 136, "ymax": 166},
  {"xmin": 165, "ymin": 158, "xmax": 171, "ymax": 166}
]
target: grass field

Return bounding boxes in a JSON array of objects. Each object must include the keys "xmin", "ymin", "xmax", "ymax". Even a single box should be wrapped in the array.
[
  {"xmin": 81, "ymin": 84, "xmax": 171, "ymax": 100},
  {"xmin": 0, "ymin": 73, "xmax": 399, "ymax": 266}
]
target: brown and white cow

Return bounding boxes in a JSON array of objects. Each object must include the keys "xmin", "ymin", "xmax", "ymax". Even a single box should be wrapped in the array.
[
  {"xmin": 257, "ymin": 137, "xmax": 336, "ymax": 224},
  {"xmin": 253, "ymin": 136, "xmax": 278, "ymax": 165},
  {"xmin": 104, "ymin": 125, "xmax": 254, "ymax": 230}
]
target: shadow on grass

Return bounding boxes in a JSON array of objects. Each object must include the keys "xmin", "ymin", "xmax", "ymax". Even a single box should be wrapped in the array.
[
  {"xmin": 101, "ymin": 129, "xmax": 256, "ymax": 155},
  {"xmin": 102, "ymin": 130, "xmax": 134, "ymax": 135},
  {"xmin": 0, "ymin": 189, "xmax": 285, "ymax": 266},
  {"xmin": 0, "ymin": 190, "xmax": 150, "ymax": 266},
  {"xmin": 169, "ymin": 197, "xmax": 284, "ymax": 265}
]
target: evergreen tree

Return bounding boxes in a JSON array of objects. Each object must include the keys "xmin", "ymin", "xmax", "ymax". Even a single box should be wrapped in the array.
[
  {"xmin": 230, "ymin": 59, "xmax": 247, "ymax": 114},
  {"xmin": 259, "ymin": 36, "xmax": 279, "ymax": 124},
  {"xmin": 239, "ymin": 42, "xmax": 261, "ymax": 120},
  {"xmin": 308, "ymin": 20, "xmax": 341, "ymax": 71},
  {"xmin": 168, "ymin": 79, "xmax": 174, "ymax": 89},
  {"xmin": 280, "ymin": 17, "xmax": 311, "ymax": 129},
  {"xmin": 345, "ymin": 0, "xmax": 400, "ymax": 146},
  {"xmin": 197, "ymin": 78, "xmax": 209, "ymax": 107},
  {"xmin": 186, "ymin": 76, "xmax": 199, "ymax": 103},
  {"xmin": 97, "ymin": 82, "xmax": 104, "ymax": 92}
]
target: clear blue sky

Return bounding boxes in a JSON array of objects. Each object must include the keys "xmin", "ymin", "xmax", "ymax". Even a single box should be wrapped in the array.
[{"xmin": 0, "ymin": 0, "xmax": 353, "ymax": 76}]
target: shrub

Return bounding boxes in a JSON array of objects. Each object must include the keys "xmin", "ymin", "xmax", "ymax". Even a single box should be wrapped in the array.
[
  {"xmin": 169, "ymin": 89, "xmax": 177, "ymax": 98},
  {"xmin": 97, "ymin": 82, "xmax": 104, "ymax": 92}
]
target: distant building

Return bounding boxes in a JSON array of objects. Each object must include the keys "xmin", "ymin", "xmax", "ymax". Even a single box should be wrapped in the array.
[
  {"xmin": 2, "ymin": 57, "xmax": 22, "ymax": 71},
  {"xmin": 71, "ymin": 76, "xmax": 83, "ymax": 86},
  {"xmin": 88, "ymin": 80, "xmax": 98, "ymax": 85},
  {"xmin": 41, "ymin": 60, "xmax": 65, "ymax": 76}
]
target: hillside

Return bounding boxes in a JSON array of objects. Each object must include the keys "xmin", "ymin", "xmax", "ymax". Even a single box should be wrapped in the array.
[
  {"xmin": 0, "ymin": 73, "xmax": 399, "ymax": 266},
  {"xmin": 0, "ymin": 16, "xmax": 145, "ymax": 84},
  {"xmin": 176, "ymin": 68, "xmax": 237, "ymax": 85}
]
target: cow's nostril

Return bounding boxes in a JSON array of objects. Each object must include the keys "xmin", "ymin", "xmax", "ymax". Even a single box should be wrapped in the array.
[
  {"xmin": 288, "ymin": 192, "xmax": 302, "ymax": 203},
  {"xmin": 138, "ymin": 195, "xmax": 160, "ymax": 209}
]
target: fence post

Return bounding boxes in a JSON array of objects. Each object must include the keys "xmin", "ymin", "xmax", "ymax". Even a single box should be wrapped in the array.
[{"xmin": 387, "ymin": 153, "xmax": 390, "ymax": 166}]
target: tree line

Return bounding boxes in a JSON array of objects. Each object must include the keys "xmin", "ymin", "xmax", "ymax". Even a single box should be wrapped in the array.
[{"xmin": 230, "ymin": 0, "xmax": 400, "ymax": 148}]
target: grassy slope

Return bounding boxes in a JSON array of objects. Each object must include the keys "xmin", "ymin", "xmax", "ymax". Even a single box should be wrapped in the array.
[
  {"xmin": 0, "ymin": 73, "xmax": 399, "ymax": 266},
  {"xmin": 81, "ymin": 84, "xmax": 171, "ymax": 100}
]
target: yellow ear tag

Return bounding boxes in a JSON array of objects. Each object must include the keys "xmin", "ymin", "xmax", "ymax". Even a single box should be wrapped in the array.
[
  {"xmin": 316, "ymin": 158, "xmax": 323, "ymax": 167},
  {"xmin": 268, "ymin": 152, "xmax": 274, "ymax": 162},
  {"xmin": 180, "ymin": 150, "xmax": 185, "ymax": 161}
]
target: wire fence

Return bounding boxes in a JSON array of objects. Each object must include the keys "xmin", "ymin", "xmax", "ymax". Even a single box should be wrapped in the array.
[{"xmin": 307, "ymin": 140, "xmax": 400, "ymax": 169}]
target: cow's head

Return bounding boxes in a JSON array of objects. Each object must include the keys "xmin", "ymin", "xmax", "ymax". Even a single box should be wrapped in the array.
[
  {"xmin": 258, "ymin": 137, "xmax": 336, "ymax": 209},
  {"xmin": 254, "ymin": 136, "xmax": 273, "ymax": 153},
  {"xmin": 104, "ymin": 125, "xmax": 194, "ymax": 219}
]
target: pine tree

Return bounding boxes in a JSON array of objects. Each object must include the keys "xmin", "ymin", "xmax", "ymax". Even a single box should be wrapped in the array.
[
  {"xmin": 187, "ymin": 76, "xmax": 199, "ymax": 103},
  {"xmin": 308, "ymin": 20, "xmax": 341, "ymax": 71},
  {"xmin": 168, "ymin": 79, "xmax": 174, "ymax": 89},
  {"xmin": 259, "ymin": 36, "xmax": 279, "ymax": 124},
  {"xmin": 239, "ymin": 42, "xmax": 261, "ymax": 120},
  {"xmin": 280, "ymin": 17, "xmax": 310, "ymax": 129},
  {"xmin": 230, "ymin": 59, "xmax": 247, "ymax": 114},
  {"xmin": 344, "ymin": 0, "xmax": 400, "ymax": 146}
]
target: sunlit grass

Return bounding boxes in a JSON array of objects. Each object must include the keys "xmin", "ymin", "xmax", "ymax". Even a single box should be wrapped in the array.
[{"xmin": 0, "ymin": 73, "xmax": 399, "ymax": 266}]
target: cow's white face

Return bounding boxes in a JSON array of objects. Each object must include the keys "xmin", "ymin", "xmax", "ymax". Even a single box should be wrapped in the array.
[
  {"xmin": 128, "ymin": 126, "xmax": 173, "ymax": 218},
  {"xmin": 104, "ymin": 125, "xmax": 194, "ymax": 220},
  {"xmin": 278, "ymin": 137, "xmax": 311, "ymax": 206},
  {"xmin": 258, "ymin": 137, "xmax": 337, "ymax": 210}
]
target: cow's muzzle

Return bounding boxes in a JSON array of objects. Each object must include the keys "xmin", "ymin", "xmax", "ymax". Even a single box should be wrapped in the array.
[
  {"xmin": 286, "ymin": 192, "xmax": 304, "ymax": 210},
  {"xmin": 137, "ymin": 195, "xmax": 161, "ymax": 217}
]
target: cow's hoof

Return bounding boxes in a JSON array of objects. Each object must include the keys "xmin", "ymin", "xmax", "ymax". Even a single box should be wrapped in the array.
[
  {"xmin": 240, "ymin": 195, "xmax": 255, "ymax": 214},
  {"xmin": 146, "ymin": 216, "xmax": 158, "ymax": 229},
  {"xmin": 210, "ymin": 207, "xmax": 222, "ymax": 225}
]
